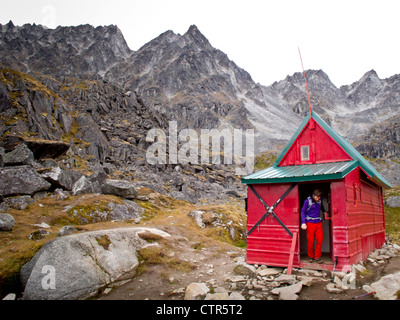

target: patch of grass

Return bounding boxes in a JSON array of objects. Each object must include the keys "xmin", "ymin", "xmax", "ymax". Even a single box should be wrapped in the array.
[
  {"xmin": 385, "ymin": 206, "xmax": 400, "ymax": 242},
  {"xmin": 253, "ymin": 152, "xmax": 278, "ymax": 172},
  {"xmin": 66, "ymin": 194, "xmax": 124, "ymax": 225},
  {"xmin": 67, "ymin": 201, "xmax": 111, "ymax": 225},
  {"xmin": 137, "ymin": 245, "xmax": 166, "ymax": 265},
  {"xmin": 96, "ymin": 235, "xmax": 111, "ymax": 250},
  {"xmin": 1, "ymin": 68, "xmax": 59, "ymax": 100},
  {"xmin": 134, "ymin": 191, "xmax": 189, "ymax": 221},
  {"xmin": 384, "ymin": 186, "xmax": 400, "ymax": 199},
  {"xmin": 235, "ymin": 240, "xmax": 247, "ymax": 248},
  {"xmin": 205, "ymin": 204, "xmax": 247, "ymax": 246},
  {"xmin": 359, "ymin": 268, "xmax": 374, "ymax": 277},
  {"xmin": 0, "ymin": 186, "xmax": 247, "ymax": 298},
  {"xmin": 0, "ymin": 193, "xmax": 135, "ymax": 298},
  {"xmin": 135, "ymin": 200, "xmax": 160, "ymax": 221},
  {"xmin": 137, "ymin": 242, "xmax": 195, "ymax": 273},
  {"xmin": 166, "ymin": 259, "xmax": 195, "ymax": 273},
  {"xmin": 0, "ymin": 237, "xmax": 47, "ymax": 298}
]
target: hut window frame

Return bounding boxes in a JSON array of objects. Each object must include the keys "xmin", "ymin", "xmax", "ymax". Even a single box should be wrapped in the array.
[{"xmin": 300, "ymin": 145, "xmax": 310, "ymax": 161}]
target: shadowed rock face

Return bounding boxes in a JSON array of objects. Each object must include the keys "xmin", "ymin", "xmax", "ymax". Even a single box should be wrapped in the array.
[
  {"xmin": 0, "ymin": 165, "xmax": 51, "ymax": 196},
  {"xmin": 24, "ymin": 139, "xmax": 70, "ymax": 159}
]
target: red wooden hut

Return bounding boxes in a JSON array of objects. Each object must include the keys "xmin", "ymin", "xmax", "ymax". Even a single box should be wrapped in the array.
[{"xmin": 242, "ymin": 111, "xmax": 391, "ymax": 271}]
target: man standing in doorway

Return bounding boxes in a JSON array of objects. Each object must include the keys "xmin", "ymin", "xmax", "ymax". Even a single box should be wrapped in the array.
[{"xmin": 301, "ymin": 189, "xmax": 328, "ymax": 263}]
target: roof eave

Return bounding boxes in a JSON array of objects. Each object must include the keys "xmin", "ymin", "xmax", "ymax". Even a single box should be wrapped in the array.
[
  {"xmin": 241, "ymin": 161, "xmax": 358, "ymax": 185},
  {"xmin": 242, "ymin": 172, "xmax": 344, "ymax": 185}
]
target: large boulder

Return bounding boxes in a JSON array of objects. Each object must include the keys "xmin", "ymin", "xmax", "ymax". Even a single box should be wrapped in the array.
[
  {"xmin": 3, "ymin": 143, "xmax": 35, "ymax": 166},
  {"xmin": 184, "ymin": 283, "xmax": 210, "ymax": 300},
  {"xmin": 66, "ymin": 197, "xmax": 144, "ymax": 225},
  {"xmin": 40, "ymin": 167, "xmax": 73, "ymax": 191},
  {"xmin": 106, "ymin": 199, "xmax": 143, "ymax": 222},
  {"xmin": 20, "ymin": 227, "xmax": 170, "ymax": 300},
  {"xmin": 0, "ymin": 165, "xmax": 51, "ymax": 196},
  {"xmin": 101, "ymin": 179, "xmax": 138, "ymax": 199},
  {"xmin": 0, "ymin": 213, "xmax": 15, "ymax": 231},
  {"xmin": 3, "ymin": 195, "xmax": 34, "ymax": 210},
  {"xmin": 363, "ymin": 271, "xmax": 400, "ymax": 300},
  {"xmin": 233, "ymin": 261, "xmax": 257, "ymax": 277},
  {"xmin": 24, "ymin": 139, "xmax": 70, "ymax": 160},
  {"xmin": 271, "ymin": 282, "xmax": 303, "ymax": 300},
  {"xmin": 72, "ymin": 176, "xmax": 95, "ymax": 195},
  {"xmin": 71, "ymin": 171, "xmax": 108, "ymax": 196},
  {"xmin": 386, "ymin": 196, "xmax": 400, "ymax": 208}
]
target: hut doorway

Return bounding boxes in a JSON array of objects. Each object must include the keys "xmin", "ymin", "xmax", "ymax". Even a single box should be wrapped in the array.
[{"xmin": 298, "ymin": 182, "xmax": 333, "ymax": 263}]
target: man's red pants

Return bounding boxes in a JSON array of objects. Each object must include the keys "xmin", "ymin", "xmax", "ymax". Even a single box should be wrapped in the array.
[{"xmin": 306, "ymin": 222, "xmax": 323, "ymax": 259}]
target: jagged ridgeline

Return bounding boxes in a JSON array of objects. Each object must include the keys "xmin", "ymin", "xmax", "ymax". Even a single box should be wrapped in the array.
[{"xmin": 0, "ymin": 21, "xmax": 399, "ymax": 186}]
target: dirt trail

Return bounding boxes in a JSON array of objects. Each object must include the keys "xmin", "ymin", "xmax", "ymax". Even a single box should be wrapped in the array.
[
  {"xmin": 98, "ymin": 223, "xmax": 245, "ymax": 300},
  {"xmin": 97, "ymin": 218, "xmax": 400, "ymax": 300}
]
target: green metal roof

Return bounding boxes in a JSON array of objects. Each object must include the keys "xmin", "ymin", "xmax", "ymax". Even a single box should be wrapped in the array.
[
  {"xmin": 242, "ymin": 161, "xmax": 359, "ymax": 184},
  {"xmin": 308, "ymin": 112, "xmax": 392, "ymax": 189},
  {"xmin": 243, "ymin": 111, "xmax": 392, "ymax": 188}
]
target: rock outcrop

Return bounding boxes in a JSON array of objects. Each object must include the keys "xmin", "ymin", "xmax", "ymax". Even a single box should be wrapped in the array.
[
  {"xmin": 0, "ymin": 213, "xmax": 14, "ymax": 231},
  {"xmin": 20, "ymin": 227, "xmax": 170, "ymax": 300},
  {"xmin": 0, "ymin": 165, "xmax": 51, "ymax": 196}
]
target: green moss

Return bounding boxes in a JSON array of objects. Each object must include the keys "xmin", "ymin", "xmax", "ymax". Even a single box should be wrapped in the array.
[
  {"xmin": 1, "ymin": 68, "xmax": 59, "ymax": 100},
  {"xmin": 385, "ymin": 186, "xmax": 400, "ymax": 199},
  {"xmin": 254, "ymin": 152, "xmax": 278, "ymax": 172},
  {"xmin": 67, "ymin": 201, "xmax": 112, "ymax": 225},
  {"xmin": 235, "ymin": 240, "xmax": 247, "ymax": 248},
  {"xmin": 137, "ymin": 246, "xmax": 164, "ymax": 265},
  {"xmin": 134, "ymin": 200, "xmax": 159, "ymax": 221},
  {"xmin": 385, "ymin": 206, "xmax": 400, "ymax": 242},
  {"xmin": 61, "ymin": 80, "xmax": 92, "ymax": 92},
  {"xmin": 0, "ymin": 242, "xmax": 43, "ymax": 298}
]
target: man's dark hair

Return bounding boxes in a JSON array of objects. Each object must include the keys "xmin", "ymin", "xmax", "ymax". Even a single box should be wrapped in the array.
[{"xmin": 313, "ymin": 189, "xmax": 322, "ymax": 197}]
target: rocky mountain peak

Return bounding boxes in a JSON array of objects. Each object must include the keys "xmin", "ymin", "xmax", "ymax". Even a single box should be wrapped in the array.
[
  {"xmin": 5, "ymin": 20, "xmax": 15, "ymax": 30},
  {"xmin": 1, "ymin": 22, "xmax": 399, "ymax": 158},
  {"xmin": 155, "ymin": 29, "xmax": 178, "ymax": 43},
  {"xmin": 104, "ymin": 24, "xmax": 258, "ymax": 131},
  {"xmin": 186, "ymin": 24, "xmax": 200, "ymax": 34},
  {"xmin": 356, "ymin": 69, "xmax": 382, "ymax": 89},
  {"xmin": 0, "ymin": 22, "xmax": 132, "ymax": 80},
  {"xmin": 342, "ymin": 69, "xmax": 384, "ymax": 105},
  {"xmin": 183, "ymin": 24, "xmax": 211, "ymax": 47}
]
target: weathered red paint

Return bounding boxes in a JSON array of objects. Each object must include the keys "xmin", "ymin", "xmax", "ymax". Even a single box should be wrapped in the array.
[
  {"xmin": 247, "ymin": 183, "xmax": 300, "ymax": 267},
  {"xmin": 344, "ymin": 168, "xmax": 385, "ymax": 264},
  {"xmin": 246, "ymin": 116, "xmax": 387, "ymax": 271},
  {"xmin": 279, "ymin": 118, "xmax": 352, "ymax": 166}
]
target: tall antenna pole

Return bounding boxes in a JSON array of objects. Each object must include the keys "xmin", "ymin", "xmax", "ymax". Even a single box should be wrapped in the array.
[{"xmin": 298, "ymin": 47, "xmax": 312, "ymax": 118}]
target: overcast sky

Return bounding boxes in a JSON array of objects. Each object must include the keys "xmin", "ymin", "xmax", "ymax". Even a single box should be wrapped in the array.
[{"xmin": 1, "ymin": 0, "xmax": 399, "ymax": 87}]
